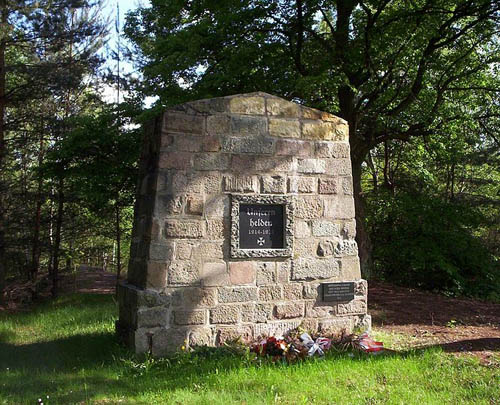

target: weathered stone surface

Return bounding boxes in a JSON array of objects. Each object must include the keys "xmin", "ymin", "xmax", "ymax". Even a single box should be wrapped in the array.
[
  {"xmin": 267, "ymin": 97, "xmax": 300, "ymax": 117},
  {"xmin": 206, "ymin": 114, "xmax": 230, "ymax": 135},
  {"xmin": 152, "ymin": 327, "xmax": 187, "ymax": 356},
  {"xmin": 148, "ymin": 242, "xmax": 175, "ymax": 261},
  {"xmin": 229, "ymin": 96, "xmax": 265, "ymax": 115},
  {"xmin": 174, "ymin": 310, "xmax": 206, "ymax": 325},
  {"xmin": 326, "ymin": 158, "xmax": 352, "ymax": 176},
  {"xmin": 210, "ymin": 305, "xmax": 240, "ymax": 324},
  {"xmin": 292, "ymin": 258, "xmax": 340, "ymax": 280},
  {"xmin": 156, "ymin": 194, "xmax": 184, "ymax": 215},
  {"xmin": 231, "ymin": 154, "xmax": 256, "ymax": 171},
  {"xmin": 195, "ymin": 241, "xmax": 224, "ymax": 259},
  {"xmin": 175, "ymin": 241, "xmax": 195, "ymax": 260},
  {"xmin": 173, "ymin": 135, "xmax": 203, "ymax": 152},
  {"xmin": 261, "ymin": 175, "xmax": 287, "ymax": 193},
  {"xmin": 218, "ymin": 286, "xmax": 258, "ymax": 303},
  {"xmin": 335, "ymin": 240, "xmax": 358, "ymax": 256},
  {"xmin": 355, "ymin": 280, "xmax": 368, "ymax": 297},
  {"xmin": 201, "ymin": 262, "xmax": 229, "ymax": 287},
  {"xmin": 202, "ymin": 173, "xmax": 223, "ymax": 194},
  {"xmin": 206, "ymin": 218, "xmax": 226, "ymax": 239},
  {"xmin": 300, "ymin": 318, "xmax": 319, "ymax": 332},
  {"xmin": 319, "ymin": 178, "xmax": 338, "ymax": 194},
  {"xmin": 254, "ymin": 320, "xmax": 301, "ymax": 337},
  {"xmin": 318, "ymin": 318, "xmax": 354, "ymax": 334},
  {"xmin": 283, "ymin": 284, "xmax": 303, "ymax": 300},
  {"xmin": 186, "ymin": 196, "xmax": 204, "ymax": 215},
  {"xmin": 137, "ymin": 307, "xmax": 169, "ymax": 328},
  {"xmin": 137, "ymin": 288, "xmax": 171, "ymax": 308},
  {"xmin": 256, "ymin": 262, "xmax": 276, "ymax": 286},
  {"xmin": 337, "ymin": 299, "xmax": 367, "ymax": 315},
  {"xmin": 355, "ymin": 314, "xmax": 372, "ymax": 333},
  {"xmin": 315, "ymin": 142, "xmax": 350, "ymax": 158},
  {"xmin": 340, "ymin": 256, "xmax": 361, "ymax": 279},
  {"xmin": 194, "ymin": 153, "xmax": 230, "ymax": 171},
  {"xmin": 312, "ymin": 220, "xmax": 340, "ymax": 237},
  {"xmin": 301, "ymin": 107, "xmax": 339, "ymax": 121},
  {"xmin": 146, "ymin": 261, "xmax": 168, "ymax": 289},
  {"xmin": 317, "ymin": 239, "xmax": 339, "ymax": 257},
  {"xmin": 342, "ymin": 219, "xmax": 357, "ymax": 239},
  {"xmin": 293, "ymin": 239, "xmax": 317, "ymax": 257},
  {"xmin": 323, "ymin": 196, "xmax": 356, "ymax": 219},
  {"xmin": 295, "ymin": 220, "xmax": 311, "ymax": 238},
  {"xmin": 171, "ymin": 172, "xmax": 202, "ymax": 194},
  {"xmin": 165, "ymin": 220, "xmax": 204, "ymax": 238},
  {"xmin": 288, "ymin": 176, "xmax": 317, "ymax": 193},
  {"xmin": 223, "ymin": 175, "xmax": 257, "ymax": 192},
  {"xmin": 168, "ymin": 261, "xmax": 199, "ymax": 285},
  {"xmin": 158, "ymin": 152, "xmax": 192, "ymax": 169},
  {"xmin": 241, "ymin": 303, "xmax": 273, "ymax": 323},
  {"xmin": 297, "ymin": 158, "xmax": 326, "ymax": 174},
  {"xmin": 341, "ymin": 176, "xmax": 353, "ymax": 195},
  {"xmin": 275, "ymin": 302, "xmax": 304, "ymax": 319},
  {"xmin": 305, "ymin": 301, "xmax": 337, "ymax": 318},
  {"xmin": 333, "ymin": 123, "xmax": 349, "ymax": 141},
  {"xmin": 295, "ymin": 196, "xmax": 323, "ymax": 219},
  {"xmin": 183, "ymin": 287, "xmax": 217, "ymax": 307},
  {"xmin": 205, "ymin": 195, "xmax": 229, "ymax": 217},
  {"xmin": 269, "ymin": 118, "xmax": 300, "ymax": 138},
  {"xmin": 222, "ymin": 136, "xmax": 274, "ymax": 154},
  {"xmin": 216, "ymin": 326, "xmax": 253, "ymax": 345},
  {"xmin": 276, "ymin": 139, "xmax": 312, "ymax": 157},
  {"xmin": 277, "ymin": 261, "xmax": 291, "ymax": 282},
  {"xmin": 258, "ymin": 285, "xmax": 282, "ymax": 301},
  {"xmin": 189, "ymin": 328, "xmax": 213, "ymax": 347},
  {"xmin": 303, "ymin": 283, "xmax": 320, "ymax": 299},
  {"xmin": 165, "ymin": 111, "xmax": 205, "ymax": 134},
  {"xmin": 229, "ymin": 262, "xmax": 256, "ymax": 285},
  {"xmin": 230, "ymin": 115, "xmax": 267, "ymax": 136},
  {"xmin": 302, "ymin": 121, "xmax": 336, "ymax": 141},
  {"xmin": 202, "ymin": 135, "xmax": 221, "ymax": 152}
]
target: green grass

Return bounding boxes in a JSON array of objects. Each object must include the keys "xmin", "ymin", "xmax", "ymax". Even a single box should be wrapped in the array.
[{"xmin": 0, "ymin": 295, "xmax": 499, "ymax": 404}]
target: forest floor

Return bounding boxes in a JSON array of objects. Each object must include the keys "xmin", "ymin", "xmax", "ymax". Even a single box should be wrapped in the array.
[{"xmin": 369, "ymin": 281, "xmax": 500, "ymax": 365}]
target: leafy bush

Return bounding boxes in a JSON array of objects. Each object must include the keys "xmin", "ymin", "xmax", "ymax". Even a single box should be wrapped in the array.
[{"xmin": 367, "ymin": 191, "xmax": 500, "ymax": 300}]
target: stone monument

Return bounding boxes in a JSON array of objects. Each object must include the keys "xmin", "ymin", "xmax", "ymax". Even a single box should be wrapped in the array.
[{"xmin": 117, "ymin": 92, "xmax": 370, "ymax": 356}]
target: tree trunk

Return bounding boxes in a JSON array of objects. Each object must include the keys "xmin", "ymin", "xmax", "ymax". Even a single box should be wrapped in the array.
[
  {"xmin": 0, "ymin": 0, "xmax": 8, "ymax": 304},
  {"xmin": 115, "ymin": 202, "xmax": 121, "ymax": 288},
  {"xmin": 351, "ymin": 156, "xmax": 373, "ymax": 279},
  {"xmin": 51, "ymin": 176, "xmax": 64, "ymax": 298},
  {"xmin": 31, "ymin": 132, "xmax": 45, "ymax": 281}
]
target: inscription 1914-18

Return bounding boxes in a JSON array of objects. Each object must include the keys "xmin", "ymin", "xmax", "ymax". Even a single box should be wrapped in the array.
[{"xmin": 239, "ymin": 204, "xmax": 285, "ymax": 249}]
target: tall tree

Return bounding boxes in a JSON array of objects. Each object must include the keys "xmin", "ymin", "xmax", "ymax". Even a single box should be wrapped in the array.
[
  {"xmin": 0, "ymin": 0, "xmax": 106, "ymax": 300},
  {"xmin": 125, "ymin": 0, "xmax": 500, "ymax": 276}
]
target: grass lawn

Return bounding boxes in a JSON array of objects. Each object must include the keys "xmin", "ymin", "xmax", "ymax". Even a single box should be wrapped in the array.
[{"xmin": 0, "ymin": 294, "xmax": 498, "ymax": 404}]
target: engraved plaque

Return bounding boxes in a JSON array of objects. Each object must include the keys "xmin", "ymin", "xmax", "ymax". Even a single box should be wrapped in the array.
[
  {"xmin": 230, "ymin": 194, "xmax": 294, "ymax": 258},
  {"xmin": 239, "ymin": 204, "xmax": 284, "ymax": 249},
  {"xmin": 322, "ymin": 282, "xmax": 355, "ymax": 302}
]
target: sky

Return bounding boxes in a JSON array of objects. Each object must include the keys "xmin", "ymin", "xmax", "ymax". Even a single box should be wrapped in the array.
[{"xmin": 101, "ymin": 0, "xmax": 151, "ymax": 104}]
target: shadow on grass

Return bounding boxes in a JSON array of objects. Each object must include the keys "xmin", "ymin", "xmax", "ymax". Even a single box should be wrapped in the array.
[{"xmin": 414, "ymin": 337, "xmax": 500, "ymax": 353}]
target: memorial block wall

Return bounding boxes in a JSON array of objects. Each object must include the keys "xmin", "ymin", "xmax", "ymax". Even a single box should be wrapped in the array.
[{"xmin": 117, "ymin": 92, "xmax": 370, "ymax": 355}]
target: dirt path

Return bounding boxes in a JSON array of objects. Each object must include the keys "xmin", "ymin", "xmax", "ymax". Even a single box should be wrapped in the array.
[
  {"xmin": 369, "ymin": 281, "xmax": 500, "ymax": 364},
  {"xmin": 61, "ymin": 269, "xmax": 117, "ymax": 295}
]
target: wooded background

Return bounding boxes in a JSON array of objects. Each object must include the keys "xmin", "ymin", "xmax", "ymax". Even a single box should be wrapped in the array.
[{"xmin": 1, "ymin": 0, "xmax": 498, "ymax": 303}]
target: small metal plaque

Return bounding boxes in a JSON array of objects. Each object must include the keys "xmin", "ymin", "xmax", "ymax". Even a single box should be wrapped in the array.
[
  {"xmin": 322, "ymin": 282, "xmax": 355, "ymax": 302},
  {"xmin": 239, "ymin": 204, "xmax": 284, "ymax": 249}
]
